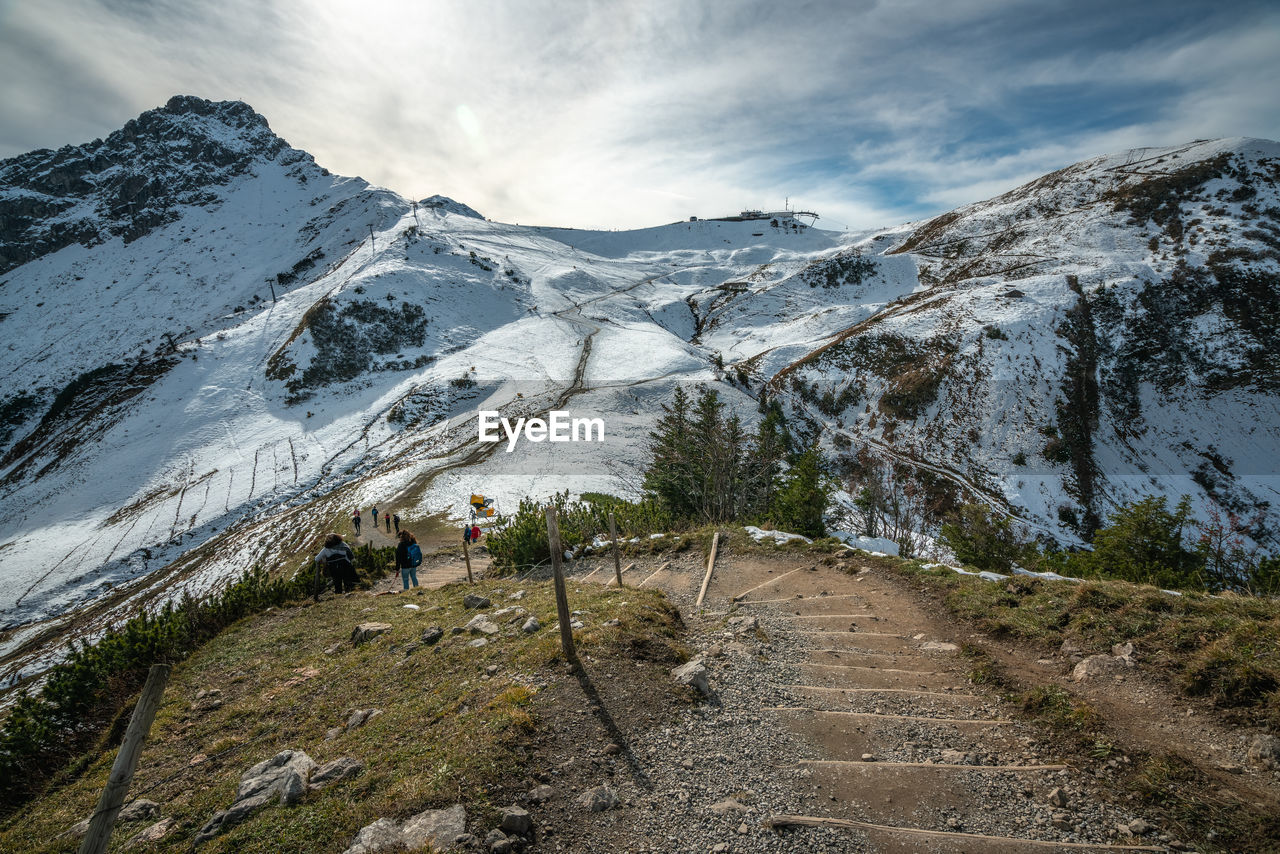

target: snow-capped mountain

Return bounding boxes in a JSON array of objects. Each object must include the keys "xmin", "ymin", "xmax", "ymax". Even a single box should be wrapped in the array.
[{"xmin": 1, "ymin": 97, "xmax": 1277, "ymax": 686}]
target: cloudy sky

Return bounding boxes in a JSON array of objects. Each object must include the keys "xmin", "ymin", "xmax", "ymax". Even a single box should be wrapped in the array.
[{"xmin": 3, "ymin": 0, "xmax": 1279, "ymax": 230}]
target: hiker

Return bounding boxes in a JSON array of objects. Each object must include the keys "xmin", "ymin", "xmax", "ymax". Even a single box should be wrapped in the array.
[
  {"xmin": 351, "ymin": 507, "xmax": 361, "ymax": 535},
  {"xmin": 463, "ymin": 524, "xmax": 473, "ymax": 545},
  {"xmin": 396, "ymin": 530, "xmax": 422, "ymax": 590},
  {"xmin": 371, "ymin": 506, "xmax": 379, "ymax": 527},
  {"xmin": 392, "ymin": 513, "xmax": 401, "ymax": 534},
  {"xmin": 471, "ymin": 524, "xmax": 481, "ymax": 543},
  {"xmin": 315, "ymin": 533, "xmax": 358, "ymax": 595},
  {"xmin": 385, "ymin": 512, "xmax": 392, "ymax": 533}
]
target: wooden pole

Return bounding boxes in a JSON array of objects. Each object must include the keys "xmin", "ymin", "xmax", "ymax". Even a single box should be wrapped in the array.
[
  {"xmin": 462, "ymin": 533, "xmax": 473, "ymax": 584},
  {"xmin": 545, "ymin": 506, "xmax": 579, "ymax": 668},
  {"xmin": 78, "ymin": 664, "xmax": 171, "ymax": 854},
  {"xmin": 694, "ymin": 532, "xmax": 721, "ymax": 610},
  {"xmin": 608, "ymin": 512, "xmax": 622, "ymax": 587}
]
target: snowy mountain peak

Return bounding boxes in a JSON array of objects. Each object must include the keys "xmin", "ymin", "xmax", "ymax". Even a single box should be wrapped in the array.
[
  {"xmin": 418, "ymin": 194, "xmax": 484, "ymax": 219},
  {"xmin": 0, "ymin": 95, "xmax": 318, "ymax": 273}
]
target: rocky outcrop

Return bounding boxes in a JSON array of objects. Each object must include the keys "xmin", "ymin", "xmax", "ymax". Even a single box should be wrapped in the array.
[{"xmin": 194, "ymin": 750, "xmax": 316, "ymax": 845}]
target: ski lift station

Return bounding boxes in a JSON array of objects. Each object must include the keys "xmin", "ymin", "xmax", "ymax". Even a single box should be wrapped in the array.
[{"xmin": 692, "ymin": 207, "xmax": 819, "ymax": 226}]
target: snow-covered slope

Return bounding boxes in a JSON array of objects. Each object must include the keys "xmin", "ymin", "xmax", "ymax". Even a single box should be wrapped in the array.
[{"xmin": 1, "ymin": 99, "xmax": 1277, "ymax": 687}]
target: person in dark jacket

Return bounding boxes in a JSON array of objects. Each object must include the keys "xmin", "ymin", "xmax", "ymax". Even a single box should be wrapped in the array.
[
  {"xmin": 385, "ymin": 511, "xmax": 392, "ymax": 533},
  {"xmin": 396, "ymin": 530, "xmax": 420, "ymax": 590},
  {"xmin": 315, "ymin": 533, "xmax": 358, "ymax": 594},
  {"xmin": 392, "ymin": 513, "xmax": 401, "ymax": 534},
  {"xmin": 371, "ymin": 506, "xmax": 379, "ymax": 527},
  {"xmin": 351, "ymin": 507, "xmax": 361, "ymax": 535}
]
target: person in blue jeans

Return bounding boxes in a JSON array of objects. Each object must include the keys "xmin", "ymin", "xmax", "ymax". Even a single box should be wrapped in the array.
[{"xmin": 396, "ymin": 530, "xmax": 421, "ymax": 590}]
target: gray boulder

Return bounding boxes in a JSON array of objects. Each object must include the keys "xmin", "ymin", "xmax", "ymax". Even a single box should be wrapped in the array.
[
  {"xmin": 463, "ymin": 593, "xmax": 492, "ymax": 609},
  {"xmin": 672, "ymin": 659, "xmax": 711, "ymax": 699},
  {"xmin": 521, "ymin": 617, "xmax": 541, "ymax": 634},
  {"xmin": 422, "ymin": 626, "xmax": 445, "ymax": 645},
  {"xmin": 343, "ymin": 817, "xmax": 404, "ymax": 854},
  {"xmin": 465, "ymin": 614, "xmax": 500, "ymax": 636},
  {"xmin": 195, "ymin": 750, "xmax": 317, "ymax": 845},
  {"xmin": 499, "ymin": 805, "xmax": 531, "ymax": 835},
  {"xmin": 402, "ymin": 804, "xmax": 468, "ymax": 850},
  {"xmin": 351, "ymin": 623, "xmax": 392, "ymax": 646}
]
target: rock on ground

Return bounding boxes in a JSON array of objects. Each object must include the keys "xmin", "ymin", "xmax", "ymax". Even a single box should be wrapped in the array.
[
  {"xmin": 671, "ymin": 659, "xmax": 711, "ymax": 698},
  {"xmin": 195, "ymin": 750, "xmax": 316, "ymax": 845},
  {"xmin": 578, "ymin": 785, "xmax": 619, "ymax": 812},
  {"xmin": 124, "ymin": 817, "xmax": 178, "ymax": 848},
  {"xmin": 343, "ymin": 804, "xmax": 467, "ymax": 854},
  {"xmin": 351, "ymin": 623, "xmax": 392, "ymax": 646},
  {"xmin": 310, "ymin": 757, "xmax": 364, "ymax": 789}
]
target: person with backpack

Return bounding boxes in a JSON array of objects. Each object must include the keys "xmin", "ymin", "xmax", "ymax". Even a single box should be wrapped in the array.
[
  {"xmin": 392, "ymin": 513, "xmax": 401, "ymax": 534},
  {"xmin": 471, "ymin": 524, "xmax": 481, "ymax": 543},
  {"xmin": 385, "ymin": 512, "xmax": 392, "ymax": 534},
  {"xmin": 314, "ymin": 533, "xmax": 358, "ymax": 595},
  {"xmin": 463, "ymin": 524, "xmax": 473, "ymax": 545},
  {"xmin": 396, "ymin": 530, "xmax": 422, "ymax": 590},
  {"xmin": 351, "ymin": 508, "xmax": 361, "ymax": 536},
  {"xmin": 371, "ymin": 506, "xmax": 379, "ymax": 527}
]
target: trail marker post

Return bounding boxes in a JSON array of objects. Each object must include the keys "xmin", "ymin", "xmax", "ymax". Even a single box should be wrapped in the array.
[
  {"xmin": 545, "ymin": 506, "xmax": 579, "ymax": 669},
  {"xmin": 78, "ymin": 664, "xmax": 171, "ymax": 854},
  {"xmin": 695, "ymin": 531, "xmax": 721, "ymax": 611},
  {"xmin": 462, "ymin": 534, "xmax": 473, "ymax": 584},
  {"xmin": 609, "ymin": 512, "xmax": 623, "ymax": 587}
]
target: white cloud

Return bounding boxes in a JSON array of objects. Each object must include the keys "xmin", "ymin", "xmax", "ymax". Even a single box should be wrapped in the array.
[{"xmin": 2, "ymin": 0, "xmax": 1278, "ymax": 229}]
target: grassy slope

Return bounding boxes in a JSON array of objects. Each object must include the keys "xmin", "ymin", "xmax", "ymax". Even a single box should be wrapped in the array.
[{"xmin": 0, "ymin": 578, "xmax": 685, "ymax": 854}]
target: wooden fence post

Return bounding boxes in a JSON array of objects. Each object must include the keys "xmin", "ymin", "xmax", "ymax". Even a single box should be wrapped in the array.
[
  {"xmin": 462, "ymin": 534, "xmax": 473, "ymax": 584},
  {"xmin": 545, "ymin": 506, "xmax": 579, "ymax": 668},
  {"xmin": 695, "ymin": 531, "xmax": 721, "ymax": 611},
  {"xmin": 78, "ymin": 664, "xmax": 171, "ymax": 854},
  {"xmin": 608, "ymin": 512, "xmax": 623, "ymax": 588}
]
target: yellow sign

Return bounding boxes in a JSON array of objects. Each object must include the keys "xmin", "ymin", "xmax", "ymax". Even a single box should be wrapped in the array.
[{"xmin": 470, "ymin": 494, "xmax": 485, "ymax": 507}]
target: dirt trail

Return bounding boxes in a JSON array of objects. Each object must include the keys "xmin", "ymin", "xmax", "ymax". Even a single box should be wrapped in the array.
[{"xmin": 559, "ymin": 548, "xmax": 1189, "ymax": 853}]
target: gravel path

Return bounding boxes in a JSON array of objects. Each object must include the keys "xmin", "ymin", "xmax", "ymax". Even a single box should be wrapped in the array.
[{"xmin": 534, "ymin": 549, "xmax": 1189, "ymax": 853}]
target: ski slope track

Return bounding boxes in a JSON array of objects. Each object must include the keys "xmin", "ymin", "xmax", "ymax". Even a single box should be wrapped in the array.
[{"xmin": 1, "ymin": 98, "xmax": 1278, "ymax": 688}]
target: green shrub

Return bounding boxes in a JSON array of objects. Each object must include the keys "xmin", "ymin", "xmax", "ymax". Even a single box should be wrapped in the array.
[{"xmin": 939, "ymin": 504, "xmax": 1035, "ymax": 573}]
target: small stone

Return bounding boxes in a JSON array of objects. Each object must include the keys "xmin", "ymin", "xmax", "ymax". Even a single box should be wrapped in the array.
[
  {"xmin": 578, "ymin": 785, "xmax": 619, "ymax": 812},
  {"xmin": 706, "ymin": 644, "xmax": 724, "ymax": 658},
  {"xmin": 310, "ymin": 757, "xmax": 364, "ymax": 789},
  {"xmin": 451, "ymin": 626, "xmax": 465, "ymax": 635},
  {"xmin": 1128, "ymin": 818, "xmax": 1154, "ymax": 836},
  {"xmin": 508, "ymin": 590, "xmax": 527, "ymax": 600},
  {"xmin": 421, "ymin": 626, "xmax": 444, "ymax": 645},
  {"xmin": 727, "ymin": 615, "xmax": 758, "ymax": 634},
  {"xmin": 468, "ymin": 638, "xmax": 489, "ymax": 648},
  {"xmin": 124, "ymin": 817, "xmax": 178, "ymax": 848},
  {"xmin": 681, "ymin": 757, "xmax": 695, "ymax": 770},
  {"xmin": 1072, "ymin": 654, "xmax": 1120, "ymax": 682},
  {"xmin": 486, "ymin": 664, "xmax": 499, "ymax": 675},
  {"xmin": 500, "ymin": 805, "xmax": 532, "ymax": 836},
  {"xmin": 709, "ymin": 799, "xmax": 748, "ymax": 816},
  {"xmin": 464, "ymin": 593, "xmax": 492, "ymax": 609},
  {"xmin": 527, "ymin": 784, "xmax": 555, "ymax": 803},
  {"xmin": 861, "ymin": 753, "xmax": 876, "ymax": 762},
  {"xmin": 1247, "ymin": 734, "xmax": 1279, "ymax": 770},
  {"xmin": 603, "ymin": 618, "xmax": 621, "ymax": 627},
  {"xmin": 1047, "ymin": 786, "xmax": 1068, "ymax": 808},
  {"xmin": 737, "ymin": 822, "xmax": 749, "ymax": 835},
  {"xmin": 190, "ymin": 688, "xmax": 224, "ymax": 713},
  {"xmin": 712, "ymin": 844, "xmax": 730, "ymax": 853},
  {"xmin": 671, "ymin": 659, "xmax": 712, "ymax": 699},
  {"xmin": 1112, "ymin": 641, "xmax": 1135, "ymax": 659},
  {"xmin": 351, "ymin": 623, "xmax": 392, "ymax": 646},
  {"xmin": 466, "ymin": 614, "xmax": 500, "ymax": 636},
  {"xmin": 603, "ymin": 743, "xmax": 621, "ymax": 756},
  {"xmin": 325, "ymin": 727, "xmax": 342, "ymax": 741},
  {"xmin": 521, "ymin": 617, "xmax": 541, "ymax": 634},
  {"xmin": 920, "ymin": 641, "xmax": 958, "ymax": 651}
]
